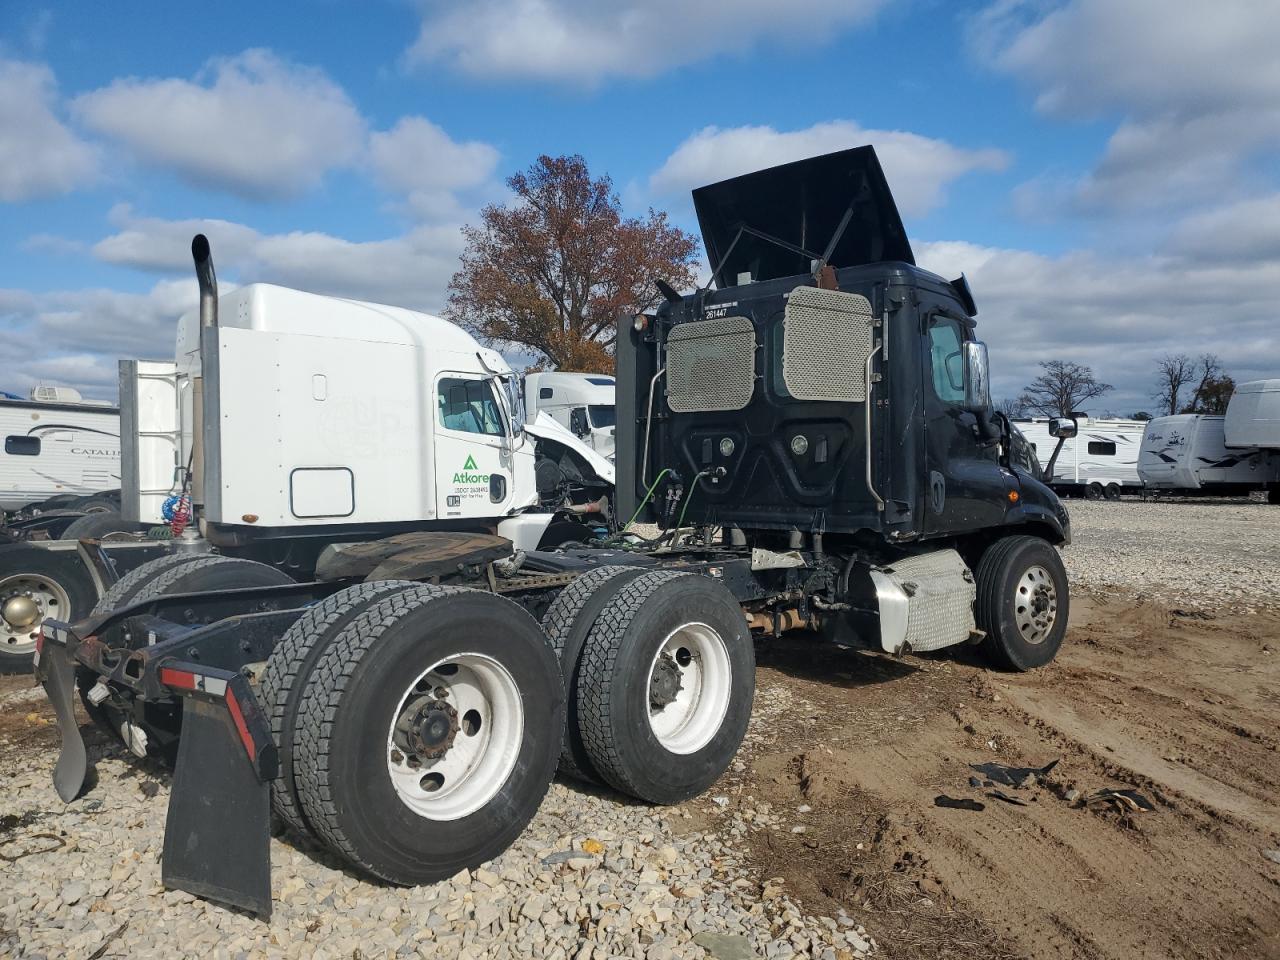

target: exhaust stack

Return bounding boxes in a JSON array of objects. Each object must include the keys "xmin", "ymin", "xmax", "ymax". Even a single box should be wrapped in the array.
[
  {"xmin": 189, "ymin": 234, "xmax": 217, "ymax": 519},
  {"xmin": 192, "ymin": 234, "xmax": 218, "ymax": 328}
]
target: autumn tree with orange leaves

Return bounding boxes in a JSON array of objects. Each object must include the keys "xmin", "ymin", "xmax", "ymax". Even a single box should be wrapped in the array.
[{"xmin": 446, "ymin": 155, "xmax": 699, "ymax": 373}]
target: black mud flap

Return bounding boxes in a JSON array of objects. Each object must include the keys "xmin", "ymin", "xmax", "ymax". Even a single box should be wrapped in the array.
[
  {"xmin": 37, "ymin": 632, "xmax": 90, "ymax": 803},
  {"xmin": 162, "ymin": 695, "xmax": 272, "ymax": 918}
]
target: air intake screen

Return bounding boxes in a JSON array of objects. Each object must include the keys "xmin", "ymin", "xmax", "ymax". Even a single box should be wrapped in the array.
[
  {"xmin": 782, "ymin": 287, "xmax": 874, "ymax": 402},
  {"xmin": 666, "ymin": 315, "xmax": 756, "ymax": 413}
]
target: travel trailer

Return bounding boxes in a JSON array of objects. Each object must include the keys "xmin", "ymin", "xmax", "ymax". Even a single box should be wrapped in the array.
[
  {"xmin": 1138, "ymin": 413, "xmax": 1280, "ymax": 498},
  {"xmin": 1014, "ymin": 417, "xmax": 1145, "ymax": 498},
  {"xmin": 0, "ymin": 389, "xmax": 120, "ymax": 512},
  {"xmin": 524, "ymin": 371, "xmax": 616, "ymax": 460}
]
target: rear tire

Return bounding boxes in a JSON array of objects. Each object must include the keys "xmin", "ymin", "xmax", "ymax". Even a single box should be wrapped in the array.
[
  {"xmin": 59, "ymin": 510, "xmax": 146, "ymax": 541},
  {"xmin": 260, "ymin": 579, "xmax": 421, "ymax": 839},
  {"xmin": 576, "ymin": 571, "xmax": 754, "ymax": 805},
  {"xmin": 0, "ymin": 546, "xmax": 96, "ymax": 674},
  {"xmin": 540, "ymin": 564, "xmax": 648, "ymax": 783},
  {"xmin": 79, "ymin": 552, "xmax": 211, "ymax": 730},
  {"xmin": 1086, "ymin": 482, "xmax": 1104, "ymax": 500},
  {"xmin": 975, "ymin": 535, "xmax": 1069, "ymax": 671},
  {"xmin": 87, "ymin": 555, "xmax": 294, "ymax": 758},
  {"xmin": 293, "ymin": 587, "xmax": 563, "ymax": 884},
  {"xmin": 1103, "ymin": 483, "xmax": 1121, "ymax": 501}
]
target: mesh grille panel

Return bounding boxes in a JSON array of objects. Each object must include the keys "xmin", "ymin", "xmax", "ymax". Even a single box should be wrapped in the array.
[
  {"xmin": 782, "ymin": 286, "xmax": 874, "ymax": 402},
  {"xmin": 666, "ymin": 315, "xmax": 756, "ymax": 413}
]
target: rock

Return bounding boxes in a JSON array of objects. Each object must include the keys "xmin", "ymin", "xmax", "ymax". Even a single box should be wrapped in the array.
[
  {"xmin": 692, "ymin": 932, "xmax": 758, "ymax": 959},
  {"xmin": 1262, "ymin": 850, "xmax": 1280, "ymax": 865}
]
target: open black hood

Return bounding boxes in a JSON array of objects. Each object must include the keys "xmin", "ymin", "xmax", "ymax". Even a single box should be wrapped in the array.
[{"xmin": 692, "ymin": 145, "xmax": 914, "ymax": 288}]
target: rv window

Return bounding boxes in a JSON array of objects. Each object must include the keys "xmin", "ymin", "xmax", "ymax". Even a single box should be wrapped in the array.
[
  {"xmin": 927, "ymin": 317, "xmax": 965, "ymax": 404},
  {"xmin": 1087, "ymin": 440, "xmax": 1117, "ymax": 456},
  {"xmin": 437, "ymin": 378, "xmax": 504, "ymax": 437},
  {"xmin": 4, "ymin": 435, "xmax": 39, "ymax": 456}
]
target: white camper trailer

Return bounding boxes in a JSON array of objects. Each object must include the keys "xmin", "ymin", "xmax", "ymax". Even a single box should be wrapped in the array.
[
  {"xmin": 0, "ymin": 390, "xmax": 121, "ymax": 512},
  {"xmin": 523, "ymin": 372, "xmax": 616, "ymax": 460},
  {"xmin": 1138, "ymin": 414, "xmax": 1280, "ymax": 497},
  {"xmin": 1014, "ymin": 417, "xmax": 1145, "ymax": 498},
  {"xmin": 1224, "ymin": 379, "xmax": 1280, "ymax": 449}
]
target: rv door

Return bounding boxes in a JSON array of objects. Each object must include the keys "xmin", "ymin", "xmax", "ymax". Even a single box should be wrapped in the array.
[{"xmin": 119, "ymin": 359, "xmax": 181, "ymax": 523}]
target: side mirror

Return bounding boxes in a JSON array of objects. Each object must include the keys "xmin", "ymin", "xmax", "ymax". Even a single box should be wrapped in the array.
[
  {"xmin": 962, "ymin": 341, "xmax": 991, "ymax": 413},
  {"xmin": 1048, "ymin": 417, "xmax": 1077, "ymax": 439},
  {"xmin": 569, "ymin": 408, "xmax": 589, "ymax": 437}
]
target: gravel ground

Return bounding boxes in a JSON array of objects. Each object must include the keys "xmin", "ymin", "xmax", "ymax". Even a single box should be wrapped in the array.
[
  {"xmin": 0, "ymin": 682, "xmax": 872, "ymax": 960},
  {"xmin": 3, "ymin": 496, "xmax": 1274, "ymax": 959},
  {"xmin": 1059, "ymin": 497, "xmax": 1280, "ymax": 610}
]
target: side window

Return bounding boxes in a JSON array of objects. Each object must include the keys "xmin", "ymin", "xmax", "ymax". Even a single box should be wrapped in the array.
[
  {"xmin": 1087, "ymin": 440, "xmax": 1116, "ymax": 456},
  {"xmin": 5, "ymin": 436, "xmax": 40, "ymax": 456},
  {"xmin": 927, "ymin": 316, "xmax": 965, "ymax": 404},
  {"xmin": 437, "ymin": 377, "xmax": 504, "ymax": 437}
]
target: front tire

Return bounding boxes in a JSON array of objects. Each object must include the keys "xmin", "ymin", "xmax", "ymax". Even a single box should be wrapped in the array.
[
  {"xmin": 975, "ymin": 535, "xmax": 1069, "ymax": 671},
  {"xmin": 575, "ymin": 572, "xmax": 754, "ymax": 805},
  {"xmin": 293, "ymin": 586, "xmax": 563, "ymax": 885}
]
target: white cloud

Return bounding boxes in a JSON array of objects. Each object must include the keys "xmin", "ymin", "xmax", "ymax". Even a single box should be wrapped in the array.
[
  {"xmin": 1165, "ymin": 193, "xmax": 1280, "ymax": 264},
  {"xmin": 0, "ymin": 279, "xmax": 197, "ymax": 400},
  {"xmin": 649, "ymin": 121, "xmax": 1009, "ymax": 217},
  {"xmin": 0, "ymin": 58, "xmax": 98, "ymax": 202},
  {"xmin": 72, "ymin": 49, "xmax": 366, "ymax": 200},
  {"xmin": 89, "ymin": 208, "xmax": 465, "ymax": 313},
  {"xmin": 917, "ymin": 236, "xmax": 1280, "ymax": 415},
  {"xmin": 368, "ymin": 116, "xmax": 501, "ymax": 219},
  {"xmin": 406, "ymin": 0, "xmax": 885, "ymax": 85},
  {"xmin": 977, "ymin": 0, "xmax": 1280, "ymax": 213}
]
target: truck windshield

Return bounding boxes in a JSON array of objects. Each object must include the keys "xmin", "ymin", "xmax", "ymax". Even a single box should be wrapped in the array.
[{"xmin": 588, "ymin": 405, "xmax": 616, "ymax": 429}]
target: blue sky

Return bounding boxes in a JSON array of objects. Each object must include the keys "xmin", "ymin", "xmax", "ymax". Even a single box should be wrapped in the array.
[{"xmin": 2, "ymin": 0, "xmax": 1278, "ymax": 414}]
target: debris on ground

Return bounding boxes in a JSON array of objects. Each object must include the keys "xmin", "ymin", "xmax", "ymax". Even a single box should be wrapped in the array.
[
  {"xmin": 986, "ymin": 789, "xmax": 1029, "ymax": 807},
  {"xmin": 1079, "ymin": 788, "xmax": 1155, "ymax": 813},
  {"xmin": 968, "ymin": 758, "xmax": 1059, "ymax": 787},
  {"xmin": 933, "ymin": 795, "xmax": 985, "ymax": 811}
]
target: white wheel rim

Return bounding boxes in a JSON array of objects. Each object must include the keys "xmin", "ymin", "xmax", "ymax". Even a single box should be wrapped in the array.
[
  {"xmin": 385, "ymin": 653, "xmax": 523, "ymax": 821},
  {"xmin": 0, "ymin": 573, "xmax": 70, "ymax": 655},
  {"xmin": 1014, "ymin": 565, "xmax": 1058, "ymax": 645},
  {"xmin": 645, "ymin": 622, "xmax": 732, "ymax": 755}
]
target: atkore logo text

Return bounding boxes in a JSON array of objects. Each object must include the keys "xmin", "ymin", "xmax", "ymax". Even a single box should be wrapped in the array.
[{"xmin": 453, "ymin": 454, "xmax": 489, "ymax": 484}]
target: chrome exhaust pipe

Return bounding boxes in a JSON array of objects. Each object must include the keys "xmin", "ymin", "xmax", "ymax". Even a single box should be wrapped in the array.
[
  {"xmin": 190, "ymin": 235, "xmax": 217, "ymax": 516},
  {"xmin": 192, "ymin": 234, "xmax": 218, "ymax": 328}
]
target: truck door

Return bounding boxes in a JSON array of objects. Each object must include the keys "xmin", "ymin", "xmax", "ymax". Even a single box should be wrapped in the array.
[
  {"xmin": 921, "ymin": 312, "xmax": 1010, "ymax": 535},
  {"xmin": 433, "ymin": 373, "xmax": 516, "ymax": 520}
]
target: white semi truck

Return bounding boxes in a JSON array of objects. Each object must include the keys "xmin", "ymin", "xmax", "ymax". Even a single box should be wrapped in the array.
[
  {"xmin": 0, "ymin": 244, "xmax": 613, "ymax": 674},
  {"xmin": 524, "ymin": 371, "xmax": 617, "ymax": 461}
]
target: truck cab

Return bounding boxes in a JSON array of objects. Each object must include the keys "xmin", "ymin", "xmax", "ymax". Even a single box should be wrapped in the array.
[
  {"xmin": 524, "ymin": 372, "xmax": 617, "ymax": 461},
  {"xmin": 618, "ymin": 147, "xmax": 1068, "ymax": 551}
]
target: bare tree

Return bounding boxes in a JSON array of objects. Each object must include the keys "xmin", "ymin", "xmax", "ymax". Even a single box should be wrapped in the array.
[
  {"xmin": 1185, "ymin": 353, "xmax": 1233, "ymax": 413},
  {"xmin": 1152, "ymin": 353, "xmax": 1195, "ymax": 416},
  {"xmin": 1019, "ymin": 360, "xmax": 1113, "ymax": 418},
  {"xmin": 995, "ymin": 396, "xmax": 1028, "ymax": 418}
]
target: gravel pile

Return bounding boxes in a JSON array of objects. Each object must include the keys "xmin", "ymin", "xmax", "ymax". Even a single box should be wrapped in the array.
[
  {"xmin": 1059, "ymin": 498, "xmax": 1280, "ymax": 610},
  {"xmin": 0, "ymin": 681, "xmax": 872, "ymax": 960}
]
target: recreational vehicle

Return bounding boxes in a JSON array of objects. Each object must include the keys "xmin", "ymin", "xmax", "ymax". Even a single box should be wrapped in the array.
[
  {"xmin": 1138, "ymin": 414, "xmax": 1280, "ymax": 498},
  {"xmin": 1015, "ymin": 417, "xmax": 1145, "ymax": 498},
  {"xmin": 0, "ymin": 389, "xmax": 121, "ymax": 512},
  {"xmin": 524, "ymin": 372, "xmax": 616, "ymax": 460}
]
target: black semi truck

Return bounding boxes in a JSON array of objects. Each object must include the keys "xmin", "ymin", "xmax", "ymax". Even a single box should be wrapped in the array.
[{"xmin": 34, "ymin": 146, "xmax": 1071, "ymax": 919}]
